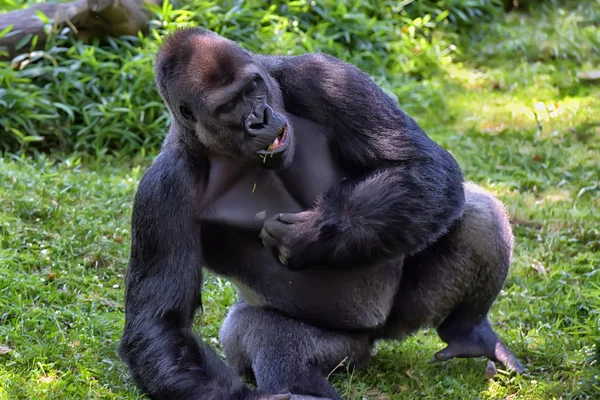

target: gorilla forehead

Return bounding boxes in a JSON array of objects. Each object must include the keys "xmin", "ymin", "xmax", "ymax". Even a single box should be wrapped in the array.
[{"xmin": 156, "ymin": 28, "xmax": 253, "ymax": 93}]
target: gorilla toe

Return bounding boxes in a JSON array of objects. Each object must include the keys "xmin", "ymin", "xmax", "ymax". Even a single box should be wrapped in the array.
[{"xmin": 435, "ymin": 319, "xmax": 525, "ymax": 374}]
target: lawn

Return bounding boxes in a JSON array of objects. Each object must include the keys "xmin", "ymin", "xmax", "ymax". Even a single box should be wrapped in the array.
[{"xmin": 1, "ymin": 1, "xmax": 599, "ymax": 399}]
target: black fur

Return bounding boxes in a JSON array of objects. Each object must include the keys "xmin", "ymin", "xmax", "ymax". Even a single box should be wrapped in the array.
[
  {"xmin": 120, "ymin": 146, "xmax": 247, "ymax": 400},
  {"xmin": 119, "ymin": 28, "xmax": 523, "ymax": 400},
  {"xmin": 255, "ymin": 52, "xmax": 465, "ymax": 269}
]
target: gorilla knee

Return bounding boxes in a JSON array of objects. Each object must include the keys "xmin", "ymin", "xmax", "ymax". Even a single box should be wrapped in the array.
[
  {"xmin": 462, "ymin": 182, "xmax": 513, "ymax": 273},
  {"xmin": 219, "ymin": 302, "xmax": 254, "ymax": 377},
  {"xmin": 220, "ymin": 303, "xmax": 372, "ymax": 372}
]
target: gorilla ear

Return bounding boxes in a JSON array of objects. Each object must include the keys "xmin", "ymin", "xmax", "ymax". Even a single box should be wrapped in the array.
[{"xmin": 179, "ymin": 103, "xmax": 196, "ymax": 122}]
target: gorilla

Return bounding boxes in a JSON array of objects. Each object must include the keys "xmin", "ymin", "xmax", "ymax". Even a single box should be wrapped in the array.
[{"xmin": 118, "ymin": 27, "xmax": 524, "ymax": 400}]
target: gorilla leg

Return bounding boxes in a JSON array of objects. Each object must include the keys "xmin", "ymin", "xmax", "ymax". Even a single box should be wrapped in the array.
[
  {"xmin": 219, "ymin": 302, "xmax": 373, "ymax": 400},
  {"xmin": 383, "ymin": 182, "xmax": 524, "ymax": 372}
]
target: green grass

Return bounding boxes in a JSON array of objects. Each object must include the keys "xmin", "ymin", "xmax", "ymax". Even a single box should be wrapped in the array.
[{"xmin": 1, "ymin": 1, "xmax": 600, "ymax": 399}]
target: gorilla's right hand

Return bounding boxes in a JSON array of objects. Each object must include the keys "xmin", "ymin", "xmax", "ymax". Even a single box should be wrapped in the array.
[{"xmin": 260, "ymin": 211, "xmax": 321, "ymax": 269}]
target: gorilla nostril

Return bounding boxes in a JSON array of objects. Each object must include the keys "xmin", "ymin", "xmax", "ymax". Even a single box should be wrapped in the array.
[
  {"xmin": 249, "ymin": 122, "xmax": 265, "ymax": 130},
  {"xmin": 245, "ymin": 103, "xmax": 274, "ymax": 133}
]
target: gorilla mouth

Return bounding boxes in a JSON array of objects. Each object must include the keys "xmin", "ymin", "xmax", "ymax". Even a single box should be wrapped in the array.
[
  {"xmin": 255, "ymin": 124, "xmax": 289, "ymax": 158},
  {"xmin": 267, "ymin": 125, "xmax": 287, "ymax": 151}
]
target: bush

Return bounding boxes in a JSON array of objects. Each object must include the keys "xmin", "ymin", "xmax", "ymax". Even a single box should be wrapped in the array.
[
  {"xmin": 0, "ymin": 0, "xmax": 518, "ymax": 156},
  {"xmin": 405, "ymin": 0, "xmax": 506, "ymax": 28}
]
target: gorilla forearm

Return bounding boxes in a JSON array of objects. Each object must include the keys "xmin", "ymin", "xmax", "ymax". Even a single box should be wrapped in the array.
[
  {"xmin": 120, "ymin": 274, "xmax": 245, "ymax": 399},
  {"xmin": 315, "ymin": 161, "xmax": 463, "ymax": 263},
  {"xmin": 262, "ymin": 159, "xmax": 464, "ymax": 268},
  {"xmin": 119, "ymin": 149, "xmax": 249, "ymax": 399},
  {"xmin": 120, "ymin": 316, "xmax": 248, "ymax": 399}
]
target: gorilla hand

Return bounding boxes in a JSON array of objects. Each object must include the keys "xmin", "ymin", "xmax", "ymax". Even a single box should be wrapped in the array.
[{"xmin": 260, "ymin": 211, "xmax": 320, "ymax": 270}]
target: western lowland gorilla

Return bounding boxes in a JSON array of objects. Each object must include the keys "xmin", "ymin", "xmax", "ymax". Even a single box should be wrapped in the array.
[{"xmin": 119, "ymin": 27, "xmax": 524, "ymax": 400}]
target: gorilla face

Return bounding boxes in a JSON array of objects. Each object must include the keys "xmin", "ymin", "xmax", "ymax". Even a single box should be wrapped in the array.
[{"xmin": 155, "ymin": 28, "xmax": 296, "ymax": 169}]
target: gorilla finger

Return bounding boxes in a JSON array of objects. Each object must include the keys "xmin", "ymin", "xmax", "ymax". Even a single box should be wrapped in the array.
[
  {"xmin": 434, "ymin": 341, "xmax": 482, "ymax": 361},
  {"xmin": 263, "ymin": 219, "xmax": 291, "ymax": 239},
  {"xmin": 278, "ymin": 253, "xmax": 289, "ymax": 265},
  {"xmin": 260, "ymin": 229, "xmax": 280, "ymax": 250},
  {"xmin": 277, "ymin": 212, "xmax": 310, "ymax": 225},
  {"xmin": 277, "ymin": 246, "xmax": 290, "ymax": 265},
  {"xmin": 279, "ymin": 246, "xmax": 291, "ymax": 259},
  {"xmin": 260, "ymin": 230, "xmax": 289, "ymax": 263}
]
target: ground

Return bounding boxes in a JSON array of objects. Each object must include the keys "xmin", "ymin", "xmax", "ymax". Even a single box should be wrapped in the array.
[{"xmin": 0, "ymin": 2, "xmax": 599, "ymax": 400}]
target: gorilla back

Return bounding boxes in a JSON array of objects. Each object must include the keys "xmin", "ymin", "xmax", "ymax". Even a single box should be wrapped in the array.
[{"xmin": 119, "ymin": 27, "xmax": 522, "ymax": 400}]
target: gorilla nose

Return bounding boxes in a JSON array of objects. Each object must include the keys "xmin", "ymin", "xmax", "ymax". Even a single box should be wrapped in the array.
[{"xmin": 245, "ymin": 102, "xmax": 272, "ymax": 133}]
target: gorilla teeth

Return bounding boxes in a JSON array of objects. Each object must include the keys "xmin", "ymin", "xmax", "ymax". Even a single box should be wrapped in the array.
[
  {"xmin": 266, "ymin": 126, "xmax": 286, "ymax": 151},
  {"xmin": 268, "ymin": 137, "xmax": 281, "ymax": 150}
]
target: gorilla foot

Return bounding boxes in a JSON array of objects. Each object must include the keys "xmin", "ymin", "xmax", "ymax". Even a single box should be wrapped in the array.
[
  {"xmin": 256, "ymin": 391, "xmax": 334, "ymax": 400},
  {"xmin": 290, "ymin": 395, "xmax": 335, "ymax": 400},
  {"xmin": 435, "ymin": 320, "xmax": 525, "ymax": 374},
  {"xmin": 434, "ymin": 340, "xmax": 524, "ymax": 373},
  {"xmin": 257, "ymin": 394, "xmax": 291, "ymax": 400}
]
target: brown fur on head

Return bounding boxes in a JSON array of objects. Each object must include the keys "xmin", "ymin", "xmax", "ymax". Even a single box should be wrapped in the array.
[
  {"xmin": 156, "ymin": 28, "xmax": 248, "ymax": 96},
  {"xmin": 154, "ymin": 28, "xmax": 293, "ymax": 168}
]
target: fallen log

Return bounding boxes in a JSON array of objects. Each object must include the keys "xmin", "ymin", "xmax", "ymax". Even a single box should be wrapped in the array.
[{"xmin": 0, "ymin": 0, "xmax": 163, "ymax": 61}]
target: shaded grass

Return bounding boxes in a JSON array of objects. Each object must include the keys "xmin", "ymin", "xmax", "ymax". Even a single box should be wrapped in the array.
[{"xmin": 1, "ymin": 1, "xmax": 600, "ymax": 400}]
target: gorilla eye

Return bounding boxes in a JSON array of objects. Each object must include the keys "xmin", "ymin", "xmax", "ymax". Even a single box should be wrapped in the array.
[
  {"xmin": 220, "ymin": 99, "xmax": 238, "ymax": 114},
  {"xmin": 179, "ymin": 104, "xmax": 195, "ymax": 121},
  {"xmin": 244, "ymin": 79, "xmax": 259, "ymax": 96}
]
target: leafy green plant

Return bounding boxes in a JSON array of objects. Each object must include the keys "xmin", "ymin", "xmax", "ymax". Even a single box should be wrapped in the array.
[
  {"xmin": 405, "ymin": 0, "xmax": 506, "ymax": 28},
  {"xmin": 0, "ymin": 0, "xmax": 585, "ymax": 157},
  {"xmin": 0, "ymin": 0, "xmax": 497, "ymax": 156}
]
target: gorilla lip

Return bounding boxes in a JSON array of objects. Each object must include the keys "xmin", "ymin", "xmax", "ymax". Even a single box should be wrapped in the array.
[{"xmin": 256, "ymin": 124, "xmax": 289, "ymax": 155}]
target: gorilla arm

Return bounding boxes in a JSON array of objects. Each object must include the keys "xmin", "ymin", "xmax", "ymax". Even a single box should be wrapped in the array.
[
  {"xmin": 258, "ymin": 53, "xmax": 466, "ymax": 269},
  {"xmin": 119, "ymin": 146, "xmax": 267, "ymax": 400}
]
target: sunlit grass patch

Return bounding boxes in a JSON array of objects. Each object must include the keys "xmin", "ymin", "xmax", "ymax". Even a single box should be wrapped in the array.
[
  {"xmin": 1, "ymin": 1, "xmax": 599, "ymax": 399},
  {"xmin": 435, "ymin": 61, "xmax": 600, "ymax": 136}
]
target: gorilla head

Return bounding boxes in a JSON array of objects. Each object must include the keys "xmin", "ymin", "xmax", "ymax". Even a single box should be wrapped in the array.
[{"xmin": 154, "ymin": 27, "xmax": 295, "ymax": 169}]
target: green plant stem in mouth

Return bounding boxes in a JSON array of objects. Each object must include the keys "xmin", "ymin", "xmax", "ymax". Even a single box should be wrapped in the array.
[{"xmin": 262, "ymin": 151, "xmax": 275, "ymax": 163}]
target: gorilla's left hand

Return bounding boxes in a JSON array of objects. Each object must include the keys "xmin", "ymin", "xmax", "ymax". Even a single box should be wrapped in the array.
[{"xmin": 260, "ymin": 211, "xmax": 319, "ymax": 270}]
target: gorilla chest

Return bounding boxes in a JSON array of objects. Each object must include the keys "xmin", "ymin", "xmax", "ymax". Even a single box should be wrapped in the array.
[
  {"xmin": 199, "ymin": 128, "xmax": 345, "ymax": 271},
  {"xmin": 200, "ymin": 128, "xmax": 346, "ymax": 232}
]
